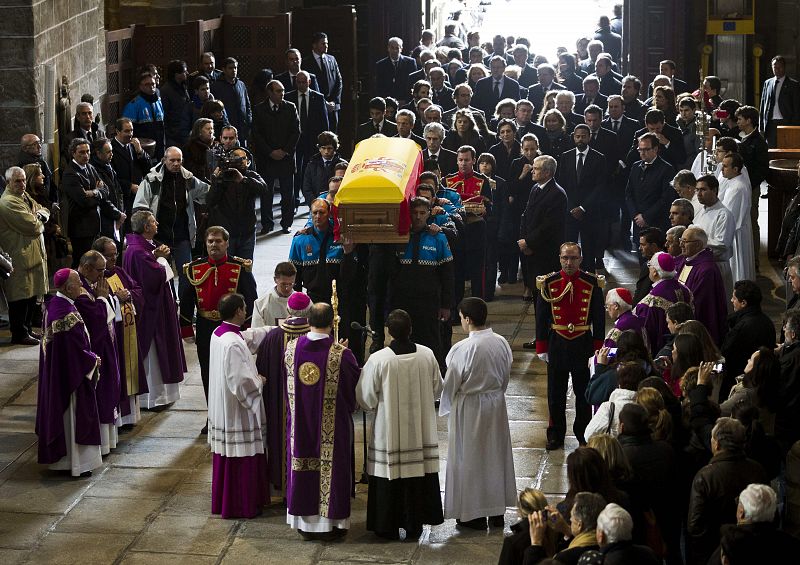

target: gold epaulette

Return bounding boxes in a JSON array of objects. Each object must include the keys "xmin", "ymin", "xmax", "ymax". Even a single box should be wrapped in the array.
[
  {"xmin": 581, "ymin": 270, "xmax": 606, "ymax": 289},
  {"xmin": 230, "ymin": 256, "xmax": 253, "ymax": 272},
  {"xmin": 536, "ymin": 271, "xmax": 559, "ymax": 291},
  {"xmin": 184, "ymin": 258, "xmax": 212, "ymax": 285}
]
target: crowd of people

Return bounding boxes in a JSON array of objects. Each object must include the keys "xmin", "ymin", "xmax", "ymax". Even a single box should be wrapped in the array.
[{"xmin": 3, "ymin": 4, "xmax": 800, "ymax": 564}]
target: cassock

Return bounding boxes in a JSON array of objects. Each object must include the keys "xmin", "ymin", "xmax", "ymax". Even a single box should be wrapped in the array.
[
  {"xmin": 122, "ymin": 232, "xmax": 187, "ymax": 408},
  {"xmin": 357, "ymin": 342, "xmax": 444, "ymax": 537},
  {"xmin": 678, "ymin": 248, "xmax": 729, "ymax": 344},
  {"xmin": 634, "ymin": 277, "xmax": 694, "ymax": 354},
  {"xmin": 254, "ymin": 316, "xmax": 310, "ymax": 492},
  {"xmin": 74, "ymin": 277, "xmax": 121, "ymax": 454},
  {"xmin": 719, "ymin": 174, "xmax": 756, "ymax": 283},
  {"xmin": 692, "ymin": 201, "xmax": 735, "ymax": 301},
  {"xmin": 104, "ymin": 265, "xmax": 147, "ymax": 426},
  {"xmin": 36, "ymin": 293, "xmax": 103, "ymax": 476},
  {"xmin": 439, "ymin": 328, "xmax": 516, "ymax": 522},
  {"xmin": 252, "ymin": 286, "xmax": 290, "ymax": 328},
  {"xmin": 603, "ymin": 310, "xmax": 648, "ymax": 350},
  {"xmin": 284, "ymin": 332, "xmax": 360, "ymax": 533},
  {"xmin": 208, "ymin": 321, "xmax": 271, "ymax": 519}
]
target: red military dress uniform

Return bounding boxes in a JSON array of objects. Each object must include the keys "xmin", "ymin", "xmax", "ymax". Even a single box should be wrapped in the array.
[
  {"xmin": 535, "ymin": 269, "xmax": 605, "ymax": 447},
  {"xmin": 179, "ymin": 255, "xmax": 258, "ymax": 404}
]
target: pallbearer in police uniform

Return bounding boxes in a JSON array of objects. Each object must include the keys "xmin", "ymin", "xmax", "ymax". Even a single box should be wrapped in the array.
[
  {"xmin": 535, "ymin": 242, "xmax": 605, "ymax": 451},
  {"xmin": 179, "ymin": 225, "xmax": 258, "ymax": 434},
  {"xmin": 443, "ymin": 145, "xmax": 492, "ymax": 302}
]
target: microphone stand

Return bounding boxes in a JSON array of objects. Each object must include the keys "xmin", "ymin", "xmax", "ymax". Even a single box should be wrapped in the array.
[{"xmin": 354, "ymin": 324, "xmax": 370, "ymax": 484}]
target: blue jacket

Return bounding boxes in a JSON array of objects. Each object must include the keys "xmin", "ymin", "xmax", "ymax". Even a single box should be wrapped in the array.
[{"xmin": 122, "ymin": 95, "xmax": 166, "ymax": 157}]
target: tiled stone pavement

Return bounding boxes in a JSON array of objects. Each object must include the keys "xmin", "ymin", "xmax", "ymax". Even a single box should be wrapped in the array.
[{"xmin": 0, "ymin": 201, "xmax": 786, "ymax": 564}]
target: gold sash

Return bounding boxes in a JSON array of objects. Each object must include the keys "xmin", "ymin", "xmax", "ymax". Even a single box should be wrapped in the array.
[
  {"xmin": 678, "ymin": 264, "xmax": 693, "ymax": 284},
  {"xmin": 106, "ymin": 273, "xmax": 140, "ymax": 396}
]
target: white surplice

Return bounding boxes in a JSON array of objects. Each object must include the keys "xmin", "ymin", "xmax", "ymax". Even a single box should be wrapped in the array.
[
  {"xmin": 692, "ymin": 200, "xmax": 736, "ymax": 301},
  {"xmin": 719, "ymin": 173, "xmax": 756, "ymax": 283},
  {"xmin": 356, "ymin": 344, "xmax": 442, "ymax": 480},
  {"xmin": 208, "ymin": 322, "xmax": 270, "ymax": 458},
  {"xmin": 252, "ymin": 286, "xmax": 290, "ymax": 328},
  {"xmin": 439, "ymin": 328, "xmax": 516, "ymax": 522}
]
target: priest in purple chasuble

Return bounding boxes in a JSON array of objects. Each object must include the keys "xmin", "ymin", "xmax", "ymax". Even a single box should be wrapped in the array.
[
  {"xmin": 603, "ymin": 287, "xmax": 647, "ymax": 349},
  {"xmin": 123, "ymin": 210, "xmax": 187, "ymax": 408},
  {"xmin": 36, "ymin": 269, "xmax": 103, "ymax": 477},
  {"xmin": 208, "ymin": 293, "xmax": 271, "ymax": 519},
  {"xmin": 75, "ymin": 250, "xmax": 122, "ymax": 455},
  {"xmin": 255, "ymin": 291, "xmax": 312, "ymax": 494},
  {"xmin": 677, "ymin": 226, "xmax": 729, "ymax": 345},
  {"xmin": 284, "ymin": 303, "xmax": 360, "ymax": 539},
  {"xmin": 634, "ymin": 252, "xmax": 693, "ymax": 354},
  {"xmin": 92, "ymin": 236, "xmax": 147, "ymax": 426}
]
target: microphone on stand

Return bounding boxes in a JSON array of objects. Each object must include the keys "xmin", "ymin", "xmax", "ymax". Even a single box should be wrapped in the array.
[{"xmin": 350, "ymin": 321, "xmax": 376, "ymax": 339}]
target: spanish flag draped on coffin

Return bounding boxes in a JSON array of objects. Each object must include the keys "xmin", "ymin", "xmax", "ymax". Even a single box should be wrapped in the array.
[{"xmin": 334, "ymin": 137, "xmax": 422, "ymax": 243}]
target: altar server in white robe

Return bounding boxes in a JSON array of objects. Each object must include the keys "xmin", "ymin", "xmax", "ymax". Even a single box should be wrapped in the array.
[
  {"xmin": 439, "ymin": 297, "xmax": 516, "ymax": 530},
  {"xmin": 356, "ymin": 309, "xmax": 444, "ymax": 540},
  {"xmin": 719, "ymin": 152, "xmax": 756, "ymax": 283},
  {"xmin": 208, "ymin": 292, "xmax": 272, "ymax": 519},
  {"xmin": 692, "ymin": 174, "xmax": 736, "ymax": 302}
]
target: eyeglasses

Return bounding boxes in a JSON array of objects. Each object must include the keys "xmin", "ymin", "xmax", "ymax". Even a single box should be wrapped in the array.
[{"xmin": 680, "ymin": 239, "xmax": 699, "ymax": 244}]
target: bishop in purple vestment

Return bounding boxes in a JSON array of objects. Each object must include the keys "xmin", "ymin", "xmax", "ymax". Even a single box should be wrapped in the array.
[
  {"xmin": 284, "ymin": 303, "xmax": 360, "ymax": 539},
  {"xmin": 76, "ymin": 250, "xmax": 122, "ymax": 454},
  {"xmin": 36, "ymin": 269, "xmax": 103, "ymax": 477},
  {"xmin": 677, "ymin": 228, "xmax": 728, "ymax": 344},
  {"xmin": 93, "ymin": 236, "xmax": 147, "ymax": 425},
  {"xmin": 634, "ymin": 252, "xmax": 693, "ymax": 354},
  {"xmin": 123, "ymin": 211, "xmax": 186, "ymax": 408},
  {"xmin": 255, "ymin": 291, "xmax": 312, "ymax": 493},
  {"xmin": 603, "ymin": 287, "xmax": 647, "ymax": 349}
]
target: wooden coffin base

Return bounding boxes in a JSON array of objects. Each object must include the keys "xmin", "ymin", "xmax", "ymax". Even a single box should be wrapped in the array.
[{"xmin": 338, "ymin": 203, "xmax": 409, "ymax": 244}]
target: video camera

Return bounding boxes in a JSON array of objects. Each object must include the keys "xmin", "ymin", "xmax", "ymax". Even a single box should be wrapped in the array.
[{"xmin": 212, "ymin": 145, "xmax": 247, "ymax": 179}]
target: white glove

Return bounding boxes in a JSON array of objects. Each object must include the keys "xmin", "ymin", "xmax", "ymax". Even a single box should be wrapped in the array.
[{"xmin": 537, "ymin": 353, "xmax": 549, "ymax": 363}]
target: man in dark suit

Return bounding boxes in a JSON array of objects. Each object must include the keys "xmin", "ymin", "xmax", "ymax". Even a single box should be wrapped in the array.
[
  {"xmin": 556, "ymin": 125, "xmax": 608, "ymax": 271},
  {"xmin": 603, "ymin": 95, "xmax": 640, "ymax": 157},
  {"xmin": 422, "ymin": 122, "xmax": 457, "ymax": 176},
  {"xmin": 189, "ymin": 52, "xmax": 222, "ymax": 90},
  {"xmin": 275, "ymin": 48, "xmax": 319, "ymax": 94},
  {"xmin": 393, "ymin": 109, "xmax": 425, "ymax": 148},
  {"xmin": 593, "ymin": 55, "xmax": 622, "ymax": 97},
  {"xmin": 61, "ymin": 101, "xmax": 104, "ymax": 166},
  {"xmin": 472, "ymin": 55, "xmax": 521, "ymax": 117},
  {"xmin": 647, "ymin": 60, "xmax": 689, "ymax": 97},
  {"xmin": 518, "ymin": 154, "xmax": 568, "ymax": 311},
  {"xmin": 442, "ymin": 84, "xmax": 486, "ymax": 128},
  {"xmin": 286, "ymin": 70, "xmax": 329, "ymax": 208},
  {"xmin": 512, "ymin": 44, "xmax": 538, "ymax": 88},
  {"xmin": 375, "ymin": 37, "xmax": 418, "ymax": 105},
  {"xmin": 574, "ymin": 76, "xmax": 608, "ymax": 115},
  {"xmin": 110, "ymin": 117, "xmax": 152, "ymax": 230},
  {"xmin": 514, "ymin": 99, "xmax": 552, "ymax": 155},
  {"xmin": 356, "ymin": 97, "xmax": 398, "ymax": 143},
  {"xmin": 251, "ymin": 80, "xmax": 300, "ymax": 234},
  {"xmin": 622, "ymin": 76, "xmax": 647, "ymax": 123},
  {"xmin": 61, "ymin": 138, "xmax": 110, "ymax": 266},
  {"xmin": 625, "ymin": 132, "xmax": 677, "ymax": 237},
  {"xmin": 583, "ymin": 105, "xmax": 618, "ymax": 168},
  {"xmin": 626, "ymin": 109, "xmax": 686, "ymax": 169},
  {"xmin": 428, "ymin": 67, "xmax": 455, "ymax": 112},
  {"xmin": 759, "ymin": 54, "xmax": 800, "ymax": 147},
  {"xmin": 303, "ymin": 32, "xmax": 343, "ymax": 131},
  {"xmin": 407, "ymin": 50, "xmax": 436, "ymax": 86},
  {"xmin": 527, "ymin": 64, "xmax": 567, "ymax": 117}
]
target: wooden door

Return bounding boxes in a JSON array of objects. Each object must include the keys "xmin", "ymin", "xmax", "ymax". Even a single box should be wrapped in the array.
[
  {"xmin": 290, "ymin": 6, "xmax": 358, "ymax": 154},
  {"xmin": 221, "ymin": 15, "xmax": 291, "ymax": 93},
  {"xmin": 105, "ymin": 25, "xmax": 136, "ymax": 125},
  {"xmin": 133, "ymin": 22, "xmax": 202, "ymax": 83}
]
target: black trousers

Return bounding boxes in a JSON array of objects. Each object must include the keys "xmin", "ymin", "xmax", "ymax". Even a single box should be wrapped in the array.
[
  {"xmin": 546, "ymin": 335, "xmax": 593, "ymax": 443},
  {"xmin": 70, "ymin": 236, "xmax": 96, "ymax": 268},
  {"xmin": 195, "ymin": 317, "xmax": 220, "ymax": 403},
  {"xmin": 367, "ymin": 244, "xmax": 396, "ymax": 342},
  {"xmin": 8, "ymin": 297, "xmax": 37, "ymax": 340},
  {"xmin": 455, "ymin": 220, "xmax": 486, "ymax": 303},
  {"xmin": 262, "ymin": 173, "xmax": 294, "ymax": 230},
  {"xmin": 565, "ymin": 216, "xmax": 604, "ymax": 266}
]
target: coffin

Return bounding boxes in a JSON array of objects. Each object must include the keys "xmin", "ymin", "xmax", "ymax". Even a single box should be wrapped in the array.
[{"xmin": 334, "ymin": 137, "xmax": 422, "ymax": 243}]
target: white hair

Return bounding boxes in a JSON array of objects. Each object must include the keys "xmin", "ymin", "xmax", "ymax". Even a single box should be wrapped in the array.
[
  {"xmin": 739, "ymin": 484, "xmax": 777, "ymax": 523},
  {"xmin": 423, "ymin": 121, "xmax": 445, "ymax": 139},
  {"xmin": 648, "ymin": 252, "xmax": 676, "ymax": 280},
  {"xmin": 597, "ymin": 503, "xmax": 633, "ymax": 544},
  {"xmin": 606, "ymin": 289, "xmax": 632, "ymax": 312},
  {"xmin": 685, "ymin": 225, "xmax": 709, "ymax": 247},
  {"xmin": 666, "ymin": 225, "xmax": 686, "ymax": 240},
  {"xmin": 556, "ymin": 90, "xmax": 576, "ymax": 104},
  {"xmin": 4, "ymin": 166, "xmax": 24, "ymax": 182},
  {"xmin": 396, "ymin": 109, "xmax": 416, "ymax": 125}
]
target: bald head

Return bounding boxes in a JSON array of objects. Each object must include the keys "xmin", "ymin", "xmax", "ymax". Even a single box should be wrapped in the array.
[{"xmin": 163, "ymin": 146, "xmax": 183, "ymax": 173}]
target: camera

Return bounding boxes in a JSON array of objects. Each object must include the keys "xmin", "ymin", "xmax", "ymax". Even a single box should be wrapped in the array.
[
  {"xmin": 712, "ymin": 362, "xmax": 723, "ymax": 373},
  {"xmin": 212, "ymin": 145, "xmax": 247, "ymax": 179},
  {"xmin": 607, "ymin": 348, "xmax": 618, "ymax": 359}
]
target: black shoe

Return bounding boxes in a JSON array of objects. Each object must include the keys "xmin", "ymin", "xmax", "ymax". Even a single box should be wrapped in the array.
[
  {"xmin": 489, "ymin": 515, "xmax": 505, "ymax": 528},
  {"xmin": 546, "ymin": 439, "xmax": 564, "ymax": 451},
  {"xmin": 200, "ymin": 423, "xmax": 208, "ymax": 435},
  {"xmin": 456, "ymin": 517, "xmax": 487, "ymax": 530},
  {"xmin": 522, "ymin": 341, "xmax": 536, "ymax": 350},
  {"xmin": 259, "ymin": 227, "xmax": 272, "ymax": 236},
  {"xmin": 281, "ymin": 227, "xmax": 292, "ymax": 234},
  {"xmin": 11, "ymin": 335, "xmax": 39, "ymax": 346},
  {"xmin": 79, "ymin": 471, "xmax": 92, "ymax": 478}
]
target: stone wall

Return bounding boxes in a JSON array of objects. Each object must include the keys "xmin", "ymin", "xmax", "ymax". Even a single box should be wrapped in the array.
[
  {"xmin": 0, "ymin": 0, "xmax": 105, "ymax": 170},
  {"xmin": 112, "ymin": 0, "xmax": 284, "ymax": 27}
]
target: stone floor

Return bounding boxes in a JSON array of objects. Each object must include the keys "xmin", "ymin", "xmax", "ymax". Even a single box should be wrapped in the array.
[{"xmin": 0, "ymin": 200, "xmax": 786, "ymax": 564}]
